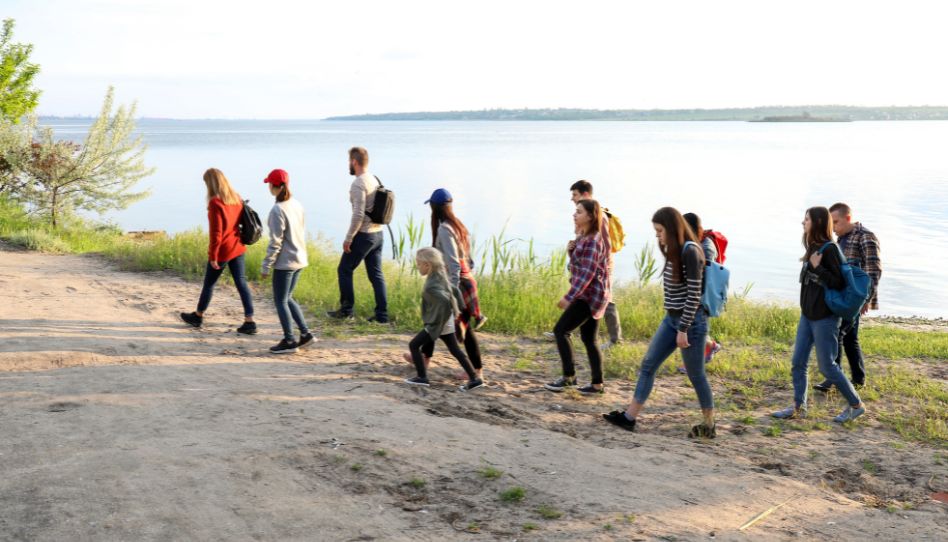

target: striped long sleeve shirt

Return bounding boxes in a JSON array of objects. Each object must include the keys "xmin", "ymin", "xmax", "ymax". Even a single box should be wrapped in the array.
[{"xmin": 662, "ymin": 243, "xmax": 704, "ymax": 332}]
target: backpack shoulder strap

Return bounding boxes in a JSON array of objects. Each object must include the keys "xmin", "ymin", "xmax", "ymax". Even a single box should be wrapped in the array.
[{"xmin": 373, "ymin": 175, "xmax": 384, "ymax": 188}]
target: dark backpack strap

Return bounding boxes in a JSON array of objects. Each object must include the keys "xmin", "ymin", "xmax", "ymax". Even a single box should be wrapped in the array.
[{"xmin": 374, "ymin": 175, "xmax": 384, "ymax": 188}]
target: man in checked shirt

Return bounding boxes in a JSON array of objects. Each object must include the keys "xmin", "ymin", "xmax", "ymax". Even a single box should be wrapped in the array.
[{"xmin": 815, "ymin": 203, "xmax": 882, "ymax": 391}]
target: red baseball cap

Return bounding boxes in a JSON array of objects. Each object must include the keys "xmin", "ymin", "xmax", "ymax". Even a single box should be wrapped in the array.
[{"xmin": 264, "ymin": 169, "xmax": 289, "ymax": 186}]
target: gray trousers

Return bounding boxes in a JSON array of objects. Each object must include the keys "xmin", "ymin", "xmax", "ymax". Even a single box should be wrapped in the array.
[{"xmin": 603, "ymin": 301, "xmax": 621, "ymax": 344}]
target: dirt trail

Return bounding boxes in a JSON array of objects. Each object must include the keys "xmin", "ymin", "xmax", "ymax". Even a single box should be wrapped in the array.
[{"xmin": 1, "ymin": 246, "xmax": 945, "ymax": 541}]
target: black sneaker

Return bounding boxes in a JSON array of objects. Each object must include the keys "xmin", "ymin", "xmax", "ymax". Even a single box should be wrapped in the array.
[
  {"xmin": 326, "ymin": 309, "xmax": 354, "ymax": 321},
  {"xmin": 474, "ymin": 315, "xmax": 488, "ymax": 331},
  {"xmin": 602, "ymin": 410, "xmax": 636, "ymax": 432},
  {"xmin": 688, "ymin": 423, "xmax": 717, "ymax": 439},
  {"xmin": 577, "ymin": 384, "xmax": 604, "ymax": 395},
  {"xmin": 813, "ymin": 380, "xmax": 833, "ymax": 393},
  {"xmin": 236, "ymin": 322, "xmax": 257, "ymax": 335},
  {"xmin": 298, "ymin": 332, "xmax": 317, "ymax": 348},
  {"xmin": 404, "ymin": 376, "xmax": 430, "ymax": 387},
  {"xmin": 367, "ymin": 315, "xmax": 390, "ymax": 325},
  {"xmin": 544, "ymin": 376, "xmax": 576, "ymax": 392},
  {"xmin": 459, "ymin": 379, "xmax": 484, "ymax": 392},
  {"xmin": 180, "ymin": 312, "xmax": 203, "ymax": 328},
  {"xmin": 269, "ymin": 339, "xmax": 299, "ymax": 354}
]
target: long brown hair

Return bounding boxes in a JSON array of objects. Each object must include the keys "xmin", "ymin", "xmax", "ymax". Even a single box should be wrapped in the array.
[
  {"xmin": 274, "ymin": 184, "xmax": 292, "ymax": 203},
  {"xmin": 802, "ymin": 206, "xmax": 833, "ymax": 260},
  {"xmin": 576, "ymin": 199, "xmax": 602, "ymax": 236},
  {"xmin": 431, "ymin": 202, "xmax": 471, "ymax": 257},
  {"xmin": 203, "ymin": 168, "xmax": 240, "ymax": 206},
  {"xmin": 652, "ymin": 206, "xmax": 701, "ymax": 283}
]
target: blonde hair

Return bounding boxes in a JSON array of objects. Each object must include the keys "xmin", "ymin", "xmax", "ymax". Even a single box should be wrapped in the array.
[
  {"xmin": 203, "ymin": 168, "xmax": 241, "ymax": 206},
  {"xmin": 416, "ymin": 247, "xmax": 450, "ymax": 284}
]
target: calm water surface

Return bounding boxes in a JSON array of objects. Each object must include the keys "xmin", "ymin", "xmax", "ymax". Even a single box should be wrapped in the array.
[{"xmin": 50, "ymin": 120, "xmax": 948, "ymax": 318}]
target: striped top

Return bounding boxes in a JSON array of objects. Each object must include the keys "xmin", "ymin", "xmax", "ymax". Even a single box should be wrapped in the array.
[{"xmin": 662, "ymin": 242, "xmax": 704, "ymax": 332}]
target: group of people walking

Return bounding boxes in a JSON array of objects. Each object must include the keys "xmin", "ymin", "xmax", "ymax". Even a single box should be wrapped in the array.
[{"xmin": 178, "ymin": 146, "xmax": 882, "ymax": 438}]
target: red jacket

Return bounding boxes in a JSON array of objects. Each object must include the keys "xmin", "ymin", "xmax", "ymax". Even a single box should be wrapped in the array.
[{"xmin": 207, "ymin": 197, "xmax": 246, "ymax": 262}]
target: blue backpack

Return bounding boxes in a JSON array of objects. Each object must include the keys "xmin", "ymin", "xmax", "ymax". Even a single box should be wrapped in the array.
[
  {"xmin": 818, "ymin": 242, "xmax": 871, "ymax": 320},
  {"xmin": 683, "ymin": 241, "xmax": 730, "ymax": 317}
]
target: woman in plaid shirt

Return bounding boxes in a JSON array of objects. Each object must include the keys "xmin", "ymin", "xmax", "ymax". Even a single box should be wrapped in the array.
[{"xmin": 544, "ymin": 199, "xmax": 612, "ymax": 395}]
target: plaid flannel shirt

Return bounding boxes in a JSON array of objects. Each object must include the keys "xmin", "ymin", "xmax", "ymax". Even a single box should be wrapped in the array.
[
  {"xmin": 564, "ymin": 233, "xmax": 611, "ymax": 319},
  {"xmin": 839, "ymin": 222, "xmax": 882, "ymax": 310}
]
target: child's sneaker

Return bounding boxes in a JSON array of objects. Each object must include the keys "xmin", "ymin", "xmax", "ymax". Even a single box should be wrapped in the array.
[
  {"xmin": 459, "ymin": 379, "xmax": 484, "ymax": 392},
  {"xmin": 544, "ymin": 376, "xmax": 575, "ymax": 392},
  {"xmin": 577, "ymin": 384, "xmax": 604, "ymax": 395}
]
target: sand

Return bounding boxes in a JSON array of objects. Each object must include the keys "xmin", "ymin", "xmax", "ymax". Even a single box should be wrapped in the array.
[{"xmin": 0, "ymin": 245, "xmax": 945, "ymax": 541}]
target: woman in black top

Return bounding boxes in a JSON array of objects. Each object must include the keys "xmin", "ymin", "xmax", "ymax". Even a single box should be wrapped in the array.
[{"xmin": 773, "ymin": 206, "xmax": 866, "ymax": 423}]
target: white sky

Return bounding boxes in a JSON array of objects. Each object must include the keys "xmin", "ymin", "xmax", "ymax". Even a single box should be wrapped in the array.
[{"xmin": 7, "ymin": 0, "xmax": 948, "ymax": 118}]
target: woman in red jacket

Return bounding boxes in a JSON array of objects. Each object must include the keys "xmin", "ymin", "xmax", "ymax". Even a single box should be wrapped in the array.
[{"xmin": 180, "ymin": 168, "xmax": 256, "ymax": 334}]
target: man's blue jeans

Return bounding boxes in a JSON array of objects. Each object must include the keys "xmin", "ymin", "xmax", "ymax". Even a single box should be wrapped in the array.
[{"xmin": 337, "ymin": 231, "xmax": 388, "ymax": 320}]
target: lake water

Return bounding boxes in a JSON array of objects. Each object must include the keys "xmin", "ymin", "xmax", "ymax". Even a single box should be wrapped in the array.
[{"xmin": 49, "ymin": 119, "xmax": 948, "ymax": 318}]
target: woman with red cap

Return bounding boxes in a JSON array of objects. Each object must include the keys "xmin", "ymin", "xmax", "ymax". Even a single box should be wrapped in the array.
[
  {"xmin": 180, "ymin": 168, "xmax": 256, "ymax": 334},
  {"xmin": 261, "ymin": 169, "xmax": 315, "ymax": 354}
]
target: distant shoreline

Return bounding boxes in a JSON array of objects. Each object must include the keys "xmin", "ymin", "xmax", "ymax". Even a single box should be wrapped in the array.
[
  {"xmin": 35, "ymin": 104, "xmax": 948, "ymax": 123},
  {"xmin": 324, "ymin": 106, "xmax": 948, "ymax": 122}
]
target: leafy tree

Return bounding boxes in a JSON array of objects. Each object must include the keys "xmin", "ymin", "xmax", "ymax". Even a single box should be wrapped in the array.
[
  {"xmin": 0, "ymin": 114, "xmax": 35, "ymax": 195},
  {"xmin": 25, "ymin": 87, "xmax": 154, "ymax": 227},
  {"xmin": 0, "ymin": 19, "xmax": 41, "ymax": 123}
]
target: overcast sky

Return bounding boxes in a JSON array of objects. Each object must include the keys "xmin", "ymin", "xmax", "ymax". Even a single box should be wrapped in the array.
[{"xmin": 7, "ymin": 0, "xmax": 948, "ymax": 118}]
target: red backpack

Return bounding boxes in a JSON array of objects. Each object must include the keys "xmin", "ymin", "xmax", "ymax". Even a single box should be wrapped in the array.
[{"xmin": 704, "ymin": 230, "xmax": 728, "ymax": 264}]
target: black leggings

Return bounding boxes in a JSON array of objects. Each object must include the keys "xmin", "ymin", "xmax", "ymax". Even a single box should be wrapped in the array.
[
  {"xmin": 421, "ymin": 326, "xmax": 482, "ymax": 370},
  {"xmin": 409, "ymin": 330, "xmax": 476, "ymax": 381},
  {"xmin": 553, "ymin": 300, "xmax": 603, "ymax": 385}
]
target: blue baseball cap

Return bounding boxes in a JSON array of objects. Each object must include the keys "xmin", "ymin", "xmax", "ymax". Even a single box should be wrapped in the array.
[{"xmin": 424, "ymin": 188, "xmax": 453, "ymax": 205}]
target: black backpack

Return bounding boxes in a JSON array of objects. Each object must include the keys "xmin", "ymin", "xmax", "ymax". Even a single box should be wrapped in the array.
[
  {"xmin": 238, "ymin": 200, "xmax": 263, "ymax": 245},
  {"xmin": 367, "ymin": 175, "xmax": 395, "ymax": 225}
]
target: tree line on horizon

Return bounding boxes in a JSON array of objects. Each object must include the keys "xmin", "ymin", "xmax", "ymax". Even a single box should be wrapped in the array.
[{"xmin": 327, "ymin": 105, "xmax": 948, "ymax": 121}]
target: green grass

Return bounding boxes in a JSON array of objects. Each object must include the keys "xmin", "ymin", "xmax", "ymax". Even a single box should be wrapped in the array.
[
  {"xmin": 408, "ymin": 477, "xmax": 426, "ymax": 489},
  {"xmin": 522, "ymin": 523, "xmax": 538, "ymax": 532},
  {"xmin": 535, "ymin": 504, "xmax": 562, "ymax": 519},
  {"xmin": 499, "ymin": 486, "xmax": 526, "ymax": 503},
  {"xmin": 2, "ymin": 197, "xmax": 946, "ymax": 445},
  {"xmin": 479, "ymin": 466, "xmax": 503, "ymax": 480}
]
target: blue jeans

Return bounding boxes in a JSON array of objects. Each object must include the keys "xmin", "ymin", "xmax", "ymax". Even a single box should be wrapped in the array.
[
  {"xmin": 197, "ymin": 254, "xmax": 254, "ymax": 317},
  {"xmin": 337, "ymin": 231, "xmax": 388, "ymax": 320},
  {"xmin": 791, "ymin": 315, "xmax": 861, "ymax": 408},
  {"xmin": 633, "ymin": 310, "xmax": 713, "ymax": 409},
  {"xmin": 273, "ymin": 269, "xmax": 309, "ymax": 341}
]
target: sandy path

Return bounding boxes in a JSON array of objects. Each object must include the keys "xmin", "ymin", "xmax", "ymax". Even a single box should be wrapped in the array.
[{"xmin": 0, "ymin": 246, "xmax": 945, "ymax": 541}]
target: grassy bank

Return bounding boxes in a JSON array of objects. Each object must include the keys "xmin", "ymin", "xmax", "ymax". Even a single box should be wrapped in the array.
[{"xmin": 2, "ymin": 198, "xmax": 945, "ymax": 444}]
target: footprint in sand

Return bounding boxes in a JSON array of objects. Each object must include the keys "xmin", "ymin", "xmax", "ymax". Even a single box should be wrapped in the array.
[{"xmin": 66, "ymin": 286, "xmax": 77, "ymax": 293}]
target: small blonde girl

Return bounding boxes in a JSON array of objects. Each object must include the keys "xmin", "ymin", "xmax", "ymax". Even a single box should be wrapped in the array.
[{"xmin": 404, "ymin": 247, "xmax": 483, "ymax": 391}]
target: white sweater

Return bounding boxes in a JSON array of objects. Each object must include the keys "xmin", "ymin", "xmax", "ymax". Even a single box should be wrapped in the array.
[{"xmin": 262, "ymin": 198, "xmax": 309, "ymax": 272}]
